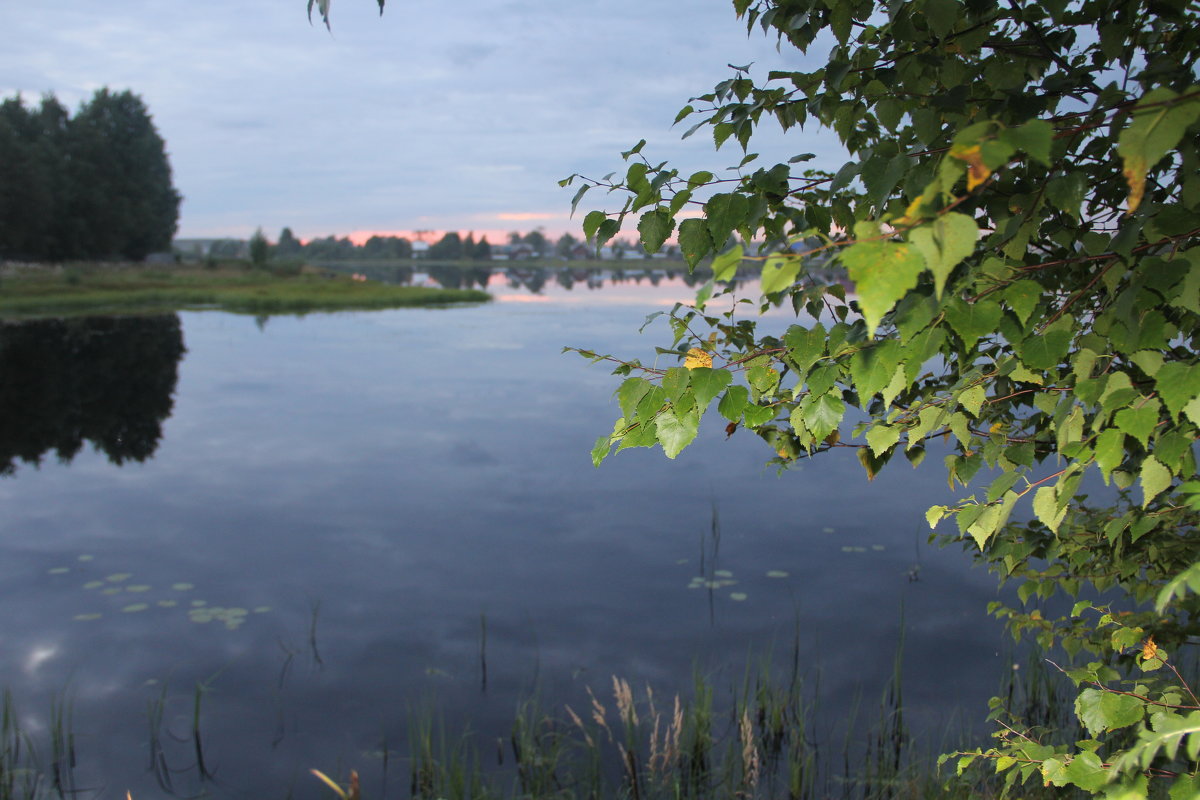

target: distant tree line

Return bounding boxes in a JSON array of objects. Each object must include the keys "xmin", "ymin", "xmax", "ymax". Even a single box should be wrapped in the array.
[
  {"xmin": 0, "ymin": 89, "xmax": 181, "ymax": 262},
  {"xmin": 228, "ymin": 227, "xmax": 651, "ymax": 262}
]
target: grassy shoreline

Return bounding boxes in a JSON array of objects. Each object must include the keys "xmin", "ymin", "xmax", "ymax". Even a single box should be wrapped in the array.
[{"xmin": 0, "ymin": 263, "xmax": 491, "ymax": 319}]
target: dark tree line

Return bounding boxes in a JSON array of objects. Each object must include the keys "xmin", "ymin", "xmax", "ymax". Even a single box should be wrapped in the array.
[{"xmin": 0, "ymin": 89, "xmax": 181, "ymax": 262}]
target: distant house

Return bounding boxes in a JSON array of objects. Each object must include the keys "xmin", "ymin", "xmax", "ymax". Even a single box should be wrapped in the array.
[{"xmin": 411, "ymin": 241, "xmax": 430, "ymax": 259}]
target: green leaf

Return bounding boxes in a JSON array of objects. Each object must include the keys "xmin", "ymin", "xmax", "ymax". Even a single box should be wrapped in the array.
[
  {"xmin": 743, "ymin": 403, "xmax": 775, "ymax": 427},
  {"xmin": 1114, "ymin": 399, "xmax": 1161, "ymax": 445},
  {"xmin": 1093, "ymin": 428, "xmax": 1126, "ymax": 478},
  {"xmin": 866, "ymin": 424, "xmax": 901, "ymax": 456},
  {"xmin": 849, "ymin": 339, "xmax": 902, "ymax": 403},
  {"xmin": 617, "ymin": 377, "xmax": 653, "ymax": 418},
  {"xmin": 596, "ymin": 218, "xmax": 621, "ymax": 247},
  {"xmin": 943, "ymin": 299, "xmax": 1003, "ymax": 351},
  {"xmin": 662, "ymin": 366, "xmax": 691, "ymax": 405},
  {"xmin": 1045, "ymin": 172, "xmax": 1087, "ymax": 218},
  {"xmin": 784, "ymin": 324, "xmax": 827, "ymax": 372},
  {"xmin": 804, "ymin": 391, "xmax": 845, "ymax": 442},
  {"xmin": 677, "ymin": 218, "xmax": 713, "ymax": 269},
  {"xmin": 638, "ymin": 208, "xmax": 675, "ymax": 253},
  {"xmin": 591, "ymin": 434, "xmax": 612, "ymax": 467},
  {"xmin": 1061, "ymin": 751, "xmax": 1107, "ymax": 792},
  {"xmin": 690, "ymin": 368, "xmax": 733, "ymax": 407},
  {"xmin": 1000, "ymin": 119, "xmax": 1054, "ymax": 166},
  {"xmin": 706, "ymin": 193, "xmax": 749, "ymax": 247},
  {"xmin": 656, "ymin": 405, "xmax": 700, "ymax": 458},
  {"xmin": 959, "ymin": 384, "xmax": 986, "ymax": 418},
  {"xmin": 711, "ymin": 245, "xmax": 744, "ymax": 282},
  {"xmin": 1003, "ymin": 280, "xmax": 1040, "ymax": 324},
  {"xmin": 907, "ymin": 212, "xmax": 978, "ymax": 297},
  {"xmin": 841, "ymin": 239, "xmax": 927, "ymax": 333},
  {"xmin": 1033, "ymin": 486, "xmax": 1067, "ymax": 534},
  {"xmin": 1075, "ymin": 688, "xmax": 1145, "ymax": 737},
  {"xmin": 718, "ymin": 385, "xmax": 749, "ymax": 421},
  {"xmin": 1130, "ymin": 349, "xmax": 1164, "ymax": 377},
  {"xmin": 761, "ymin": 255, "xmax": 802, "ymax": 295},
  {"xmin": 1015, "ymin": 319, "xmax": 1073, "ymax": 370},
  {"xmin": 1140, "ymin": 456, "xmax": 1172, "ymax": 507},
  {"xmin": 583, "ymin": 210, "xmax": 607, "ymax": 243},
  {"xmin": 1155, "ymin": 362, "xmax": 1200, "ymax": 419}
]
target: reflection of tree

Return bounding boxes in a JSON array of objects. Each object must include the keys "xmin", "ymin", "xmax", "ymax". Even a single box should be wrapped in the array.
[
  {"xmin": 0, "ymin": 315, "xmax": 185, "ymax": 475},
  {"xmin": 426, "ymin": 265, "xmax": 463, "ymax": 289}
]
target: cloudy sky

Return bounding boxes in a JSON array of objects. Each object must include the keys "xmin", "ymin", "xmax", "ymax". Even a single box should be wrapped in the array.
[{"xmin": 5, "ymin": 1, "xmax": 839, "ymax": 243}]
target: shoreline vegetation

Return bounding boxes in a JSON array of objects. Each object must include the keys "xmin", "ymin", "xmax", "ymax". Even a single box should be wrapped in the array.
[
  {"xmin": 1, "ymin": 646, "xmax": 1072, "ymax": 800},
  {"xmin": 0, "ymin": 262, "xmax": 491, "ymax": 319}
]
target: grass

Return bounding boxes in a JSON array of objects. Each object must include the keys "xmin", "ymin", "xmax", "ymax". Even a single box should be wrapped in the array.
[
  {"xmin": 0, "ymin": 651, "xmax": 1077, "ymax": 800},
  {"xmin": 0, "ymin": 263, "xmax": 491, "ymax": 319},
  {"xmin": 310, "ymin": 649, "xmax": 1071, "ymax": 800}
]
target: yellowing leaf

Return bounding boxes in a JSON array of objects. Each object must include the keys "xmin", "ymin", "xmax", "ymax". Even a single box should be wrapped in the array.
[
  {"xmin": 1118, "ymin": 88, "xmax": 1200, "ymax": 214},
  {"xmin": 684, "ymin": 348, "xmax": 713, "ymax": 369},
  {"xmin": 949, "ymin": 144, "xmax": 991, "ymax": 190},
  {"xmin": 1143, "ymin": 636, "xmax": 1159, "ymax": 661}
]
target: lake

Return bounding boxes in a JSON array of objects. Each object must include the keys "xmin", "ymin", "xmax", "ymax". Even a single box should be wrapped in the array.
[{"xmin": 0, "ymin": 268, "xmax": 1019, "ymax": 798}]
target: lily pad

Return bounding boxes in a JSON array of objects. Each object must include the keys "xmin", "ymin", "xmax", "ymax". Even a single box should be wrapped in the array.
[
  {"xmin": 730, "ymin": 592, "xmax": 748, "ymax": 601},
  {"xmin": 101, "ymin": 587, "xmax": 123, "ymax": 596},
  {"xmin": 73, "ymin": 613, "xmax": 102, "ymax": 621},
  {"xmin": 47, "ymin": 567, "xmax": 70, "ymax": 575},
  {"xmin": 77, "ymin": 555, "xmax": 94, "ymax": 562},
  {"xmin": 171, "ymin": 583, "xmax": 194, "ymax": 591},
  {"xmin": 871, "ymin": 545, "xmax": 885, "ymax": 551},
  {"xmin": 125, "ymin": 585, "xmax": 151, "ymax": 593},
  {"xmin": 253, "ymin": 606, "xmax": 271, "ymax": 614},
  {"xmin": 822, "ymin": 527, "xmax": 835, "ymax": 534},
  {"xmin": 765, "ymin": 570, "xmax": 789, "ymax": 578},
  {"xmin": 714, "ymin": 569, "xmax": 734, "ymax": 578},
  {"xmin": 191, "ymin": 600, "xmax": 207, "ymax": 607},
  {"xmin": 122, "ymin": 603, "xmax": 149, "ymax": 613},
  {"xmin": 157, "ymin": 600, "xmax": 178, "ymax": 608},
  {"xmin": 82, "ymin": 581, "xmax": 105, "ymax": 590},
  {"xmin": 106, "ymin": 573, "xmax": 133, "ymax": 583}
]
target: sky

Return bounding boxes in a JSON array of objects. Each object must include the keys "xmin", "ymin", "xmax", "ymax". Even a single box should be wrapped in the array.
[{"xmin": 4, "ymin": 1, "xmax": 841, "ymax": 243}]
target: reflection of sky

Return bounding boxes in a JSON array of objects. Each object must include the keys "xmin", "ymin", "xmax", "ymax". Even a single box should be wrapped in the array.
[{"xmin": 0, "ymin": 292, "xmax": 1014, "ymax": 796}]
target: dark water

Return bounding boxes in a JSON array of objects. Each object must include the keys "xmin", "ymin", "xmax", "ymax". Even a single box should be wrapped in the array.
[{"xmin": 0, "ymin": 271, "xmax": 1014, "ymax": 798}]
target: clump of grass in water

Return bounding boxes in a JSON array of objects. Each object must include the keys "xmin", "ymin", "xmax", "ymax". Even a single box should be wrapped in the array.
[
  {"xmin": 312, "ymin": 642, "xmax": 1064, "ymax": 800},
  {"xmin": 0, "ymin": 690, "xmax": 76, "ymax": 800}
]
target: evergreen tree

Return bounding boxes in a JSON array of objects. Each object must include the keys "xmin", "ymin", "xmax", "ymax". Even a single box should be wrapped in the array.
[
  {"xmin": 249, "ymin": 227, "xmax": 269, "ymax": 267},
  {"xmin": 472, "ymin": 235, "xmax": 492, "ymax": 261},
  {"xmin": 276, "ymin": 227, "xmax": 304, "ymax": 258}
]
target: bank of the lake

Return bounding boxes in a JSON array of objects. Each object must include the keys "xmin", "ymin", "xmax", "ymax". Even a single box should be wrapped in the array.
[{"xmin": 0, "ymin": 264, "xmax": 490, "ymax": 318}]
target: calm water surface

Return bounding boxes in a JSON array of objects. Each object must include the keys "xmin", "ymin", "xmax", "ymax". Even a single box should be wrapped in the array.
[{"xmin": 0, "ymin": 271, "xmax": 1014, "ymax": 797}]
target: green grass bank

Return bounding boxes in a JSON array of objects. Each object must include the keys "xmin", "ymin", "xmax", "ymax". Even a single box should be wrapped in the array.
[{"xmin": 0, "ymin": 264, "xmax": 491, "ymax": 319}]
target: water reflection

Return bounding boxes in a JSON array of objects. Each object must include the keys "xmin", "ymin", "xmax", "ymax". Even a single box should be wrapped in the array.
[{"xmin": 0, "ymin": 314, "xmax": 185, "ymax": 475}]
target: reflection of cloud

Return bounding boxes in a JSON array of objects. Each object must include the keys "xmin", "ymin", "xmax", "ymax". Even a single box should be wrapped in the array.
[{"xmin": 24, "ymin": 643, "xmax": 59, "ymax": 676}]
